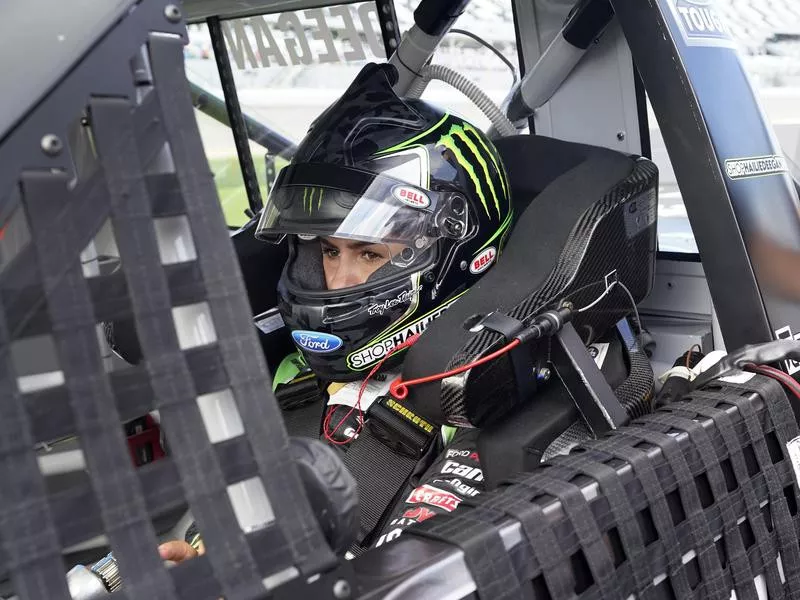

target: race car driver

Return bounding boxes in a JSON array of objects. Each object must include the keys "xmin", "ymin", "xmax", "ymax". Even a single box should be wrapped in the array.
[{"xmin": 159, "ymin": 61, "xmax": 513, "ymax": 562}]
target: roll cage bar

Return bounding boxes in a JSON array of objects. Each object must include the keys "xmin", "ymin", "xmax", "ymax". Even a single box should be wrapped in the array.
[{"xmin": 1, "ymin": 1, "xmax": 800, "ymax": 599}]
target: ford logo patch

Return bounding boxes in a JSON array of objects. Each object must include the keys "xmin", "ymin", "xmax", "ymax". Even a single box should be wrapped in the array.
[{"xmin": 291, "ymin": 330, "xmax": 343, "ymax": 353}]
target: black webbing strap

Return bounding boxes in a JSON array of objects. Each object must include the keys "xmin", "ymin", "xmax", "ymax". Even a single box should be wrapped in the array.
[
  {"xmin": 478, "ymin": 485, "xmax": 577, "ymax": 597},
  {"xmin": 641, "ymin": 413, "xmax": 736, "ymax": 599},
  {"xmin": 708, "ymin": 379, "xmax": 800, "ymax": 598},
  {"xmin": 22, "ymin": 169, "xmax": 179, "ymax": 600},
  {"xmin": 281, "ymin": 398, "xmax": 325, "ymax": 439},
  {"xmin": 617, "ymin": 425, "xmax": 728, "ymax": 599},
  {"xmin": 548, "ymin": 451, "xmax": 652, "ymax": 594},
  {"xmin": 395, "ymin": 376, "xmax": 800, "ymax": 600},
  {"xmin": 92, "ymin": 96, "xmax": 267, "ymax": 600},
  {"xmin": 729, "ymin": 381, "xmax": 800, "ymax": 596},
  {"xmin": 219, "ymin": 382, "xmax": 424, "ymax": 554},
  {"xmin": 658, "ymin": 409, "xmax": 757, "ymax": 596},
  {"xmin": 591, "ymin": 433, "xmax": 694, "ymax": 597},
  {"xmin": 506, "ymin": 471, "xmax": 617, "ymax": 597},
  {"xmin": 688, "ymin": 391, "xmax": 786, "ymax": 594},
  {"xmin": 0, "ymin": 219, "xmax": 72, "ymax": 599},
  {"xmin": 668, "ymin": 395, "xmax": 767, "ymax": 600},
  {"xmin": 277, "ymin": 386, "xmax": 430, "ymax": 552},
  {"xmin": 0, "ymin": 3, "xmax": 343, "ymax": 598},
  {"xmin": 149, "ymin": 34, "xmax": 336, "ymax": 578},
  {"xmin": 673, "ymin": 377, "xmax": 800, "ymax": 598},
  {"xmin": 343, "ymin": 425, "xmax": 427, "ymax": 549},
  {"xmin": 410, "ymin": 504, "xmax": 526, "ymax": 600}
]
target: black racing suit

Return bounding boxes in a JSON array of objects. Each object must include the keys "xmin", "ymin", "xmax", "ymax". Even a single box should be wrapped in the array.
[
  {"xmin": 372, "ymin": 427, "xmax": 482, "ymax": 548},
  {"xmin": 324, "ymin": 396, "xmax": 483, "ymax": 549}
]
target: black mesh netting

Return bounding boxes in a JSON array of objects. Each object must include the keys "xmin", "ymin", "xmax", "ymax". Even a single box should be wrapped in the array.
[
  {"xmin": 0, "ymin": 5, "xmax": 336, "ymax": 599},
  {"xmin": 3, "ymin": 3, "xmax": 800, "ymax": 600},
  {"xmin": 407, "ymin": 375, "xmax": 800, "ymax": 600}
]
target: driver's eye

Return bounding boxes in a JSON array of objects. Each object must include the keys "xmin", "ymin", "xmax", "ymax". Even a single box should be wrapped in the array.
[
  {"xmin": 322, "ymin": 246, "xmax": 339, "ymax": 258},
  {"xmin": 362, "ymin": 250, "xmax": 382, "ymax": 261}
]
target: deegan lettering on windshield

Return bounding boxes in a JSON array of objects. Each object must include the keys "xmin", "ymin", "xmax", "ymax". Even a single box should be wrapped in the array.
[{"xmin": 221, "ymin": 4, "xmax": 385, "ymax": 70}]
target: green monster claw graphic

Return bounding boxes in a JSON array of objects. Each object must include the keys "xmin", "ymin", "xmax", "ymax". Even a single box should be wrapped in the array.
[
  {"xmin": 437, "ymin": 123, "xmax": 507, "ymax": 220},
  {"xmin": 462, "ymin": 122, "xmax": 509, "ymax": 199},
  {"xmin": 436, "ymin": 130, "xmax": 491, "ymax": 217},
  {"xmin": 446, "ymin": 124, "xmax": 502, "ymax": 219},
  {"xmin": 303, "ymin": 187, "xmax": 324, "ymax": 213},
  {"xmin": 373, "ymin": 113, "xmax": 510, "ymax": 221}
]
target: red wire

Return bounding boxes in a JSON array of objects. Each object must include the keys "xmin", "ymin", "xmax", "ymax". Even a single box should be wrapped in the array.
[
  {"xmin": 323, "ymin": 333, "xmax": 422, "ymax": 445},
  {"xmin": 744, "ymin": 363, "xmax": 800, "ymax": 401},
  {"xmin": 745, "ymin": 364, "xmax": 800, "ymax": 396},
  {"xmin": 390, "ymin": 338, "xmax": 521, "ymax": 400}
]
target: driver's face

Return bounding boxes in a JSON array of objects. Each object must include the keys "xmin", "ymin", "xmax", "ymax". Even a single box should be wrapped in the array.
[{"xmin": 321, "ymin": 237, "xmax": 405, "ymax": 290}]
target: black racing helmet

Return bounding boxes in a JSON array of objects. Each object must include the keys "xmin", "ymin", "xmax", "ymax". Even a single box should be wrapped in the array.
[{"xmin": 256, "ymin": 63, "xmax": 513, "ymax": 382}]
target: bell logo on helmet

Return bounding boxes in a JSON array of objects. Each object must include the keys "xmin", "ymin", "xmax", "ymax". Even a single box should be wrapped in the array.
[
  {"xmin": 392, "ymin": 185, "xmax": 430, "ymax": 209},
  {"xmin": 469, "ymin": 247, "xmax": 496, "ymax": 275},
  {"xmin": 291, "ymin": 330, "xmax": 343, "ymax": 353}
]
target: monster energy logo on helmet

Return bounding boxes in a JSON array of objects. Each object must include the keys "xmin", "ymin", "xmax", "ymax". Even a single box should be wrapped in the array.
[
  {"xmin": 436, "ymin": 122, "xmax": 508, "ymax": 220},
  {"xmin": 374, "ymin": 115, "xmax": 509, "ymax": 221},
  {"xmin": 304, "ymin": 187, "xmax": 324, "ymax": 213}
]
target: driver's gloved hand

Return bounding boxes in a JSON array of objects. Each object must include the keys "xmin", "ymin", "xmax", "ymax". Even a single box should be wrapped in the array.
[{"xmin": 157, "ymin": 437, "xmax": 359, "ymax": 561}]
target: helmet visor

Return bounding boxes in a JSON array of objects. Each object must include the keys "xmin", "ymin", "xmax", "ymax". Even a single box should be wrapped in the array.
[{"xmin": 255, "ymin": 163, "xmax": 468, "ymax": 267}]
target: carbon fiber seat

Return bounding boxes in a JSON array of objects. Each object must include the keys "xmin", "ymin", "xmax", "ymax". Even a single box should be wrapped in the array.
[{"xmin": 402, "ymin": 134, "xmax": 659, "ymax": 431}]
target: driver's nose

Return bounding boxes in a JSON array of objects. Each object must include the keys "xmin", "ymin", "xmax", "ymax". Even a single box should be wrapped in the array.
[{"xmin": 326, "ymin": 261, "xmax": 365, "ymax": 290}]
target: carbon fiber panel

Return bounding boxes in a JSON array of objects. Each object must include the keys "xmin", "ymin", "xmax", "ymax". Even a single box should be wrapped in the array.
[
  {"xmin": 617, "ymin": 343, "xmax": 656, "ymax": 419},
  {"xmin": 443, "ymin": 159, "xmax": 658, "ymax": 426}
]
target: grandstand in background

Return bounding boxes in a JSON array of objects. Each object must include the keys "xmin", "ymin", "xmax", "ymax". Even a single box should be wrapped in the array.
[
  {"xmin": 184, "ymin": 0, "xmax": 800, "ymax": 251},
  {"xmin": 184, "ymin": 0, "xmax": 800, "ymax": 145},
  {"xmin": 186, "ymin": 0, "xmax": 800, "ymax": 87}
]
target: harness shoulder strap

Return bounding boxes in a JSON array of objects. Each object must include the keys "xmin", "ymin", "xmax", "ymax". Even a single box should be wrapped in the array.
[
  {"xmin": 278, "ymin": 375, "xmax": 439, "ymax": 549},
  {"xmin": 343, "ymin": 396, "xmax": 439, "ymax": 550},
  {"xmin": 277, "ymin": 377, "xmax": 325, "ymax": 439}
]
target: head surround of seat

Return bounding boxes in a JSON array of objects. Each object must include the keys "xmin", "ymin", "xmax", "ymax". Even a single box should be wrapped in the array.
[{"xmin": 402, "ymin": 134, "xmax": 659, "ymax": 427}]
